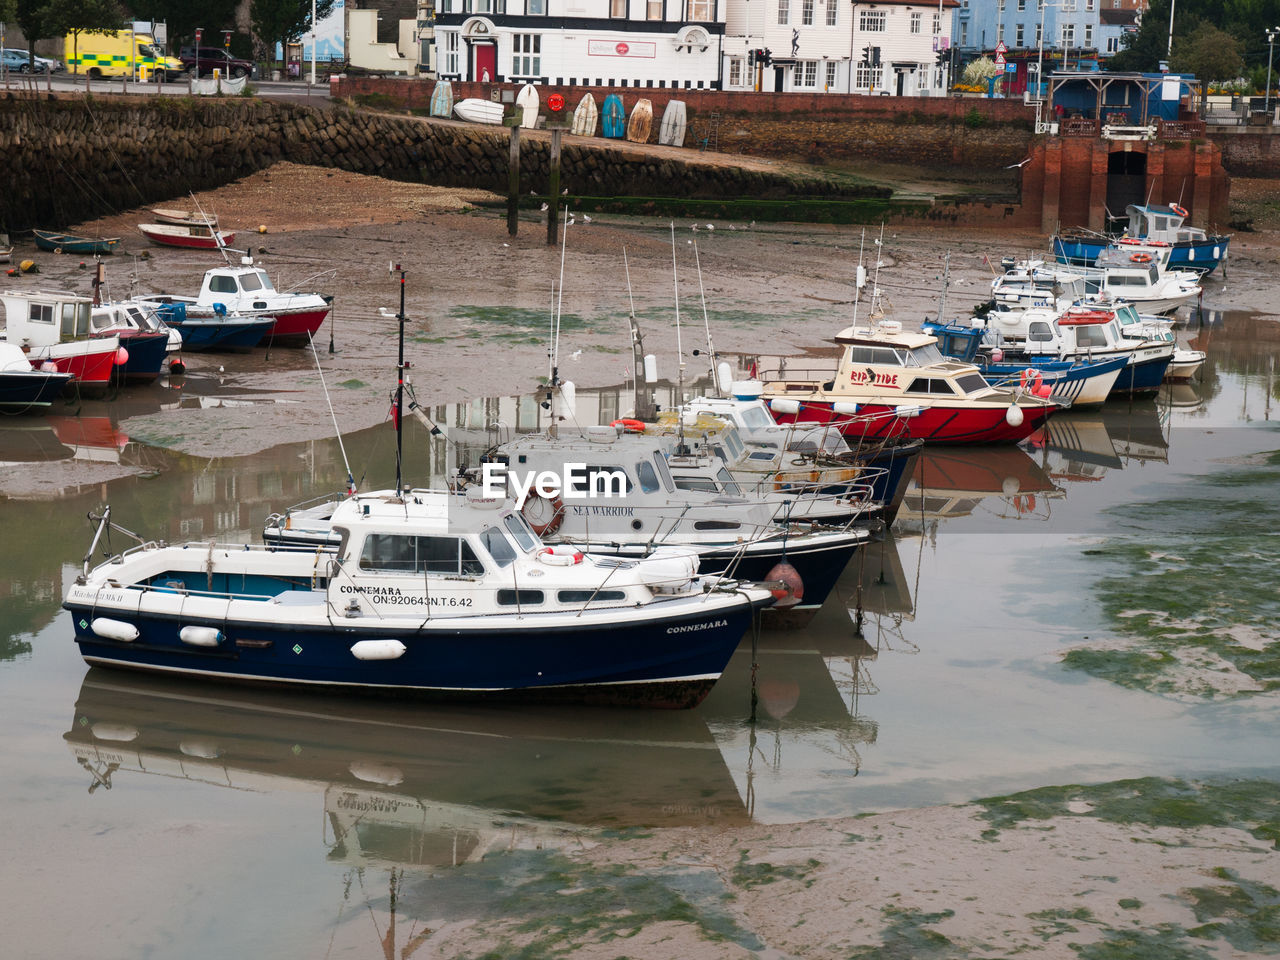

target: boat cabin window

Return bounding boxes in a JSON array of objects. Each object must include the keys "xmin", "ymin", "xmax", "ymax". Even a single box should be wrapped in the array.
[
  {"xmin": 739, "ymin": 404, "xmax": 773, "ymax": 429},
  {"xmin": 675, "ymin": 477, "xmax": 720, "ymax": 493},
  {"xmin": 636, "ymin": 460, "xmax": 661, "ymax": 493},
  {"xmin": 557, "ymin": 589, "xmax": 627, "ymax": 603},
  {"xmin": 1115, "ymin": 306, "xmax": 1140, "ymax": 327},
  {"xmin": 1074, "ymin": 325, "xmax": 1110, "ymax": 348},
  {"xmin": 254, "ymin": 270, "xmax": 274, "ymax": 291},
  {"xmin": 1028, "ymin": 321, "xmax": 1054, "ymax": 342},
  {"xmin": 903, "ymin": 378, "xmax": 956, "ymax": 395},
  {"xmin": 359, "ymin": 535, "xmax": 485, "ymax": 576},
  {"xmin": 846, "ymin": 345, "xmax": 903, "ymax": 366},
  {"xmin": 27, "ymin": 302, "xmax": 54, "ymax": 325},
  {"xmin": 480, "ymin": 526, "xmax": 517, "ymax": 568},
  {"xmin": 746, "ymin": 450, "xmax": 777, "ymax": 464},
  {"xmin": 90, "ymin": 311, "xmax": 116, "ymax": 332},
  {"xmin": 905, "ymin": 344, "xmax": 945, "ymax": 367},
  {"xmin": 1154, "ymin": 216, "xmax": 1169, "ymax": 231},
  {"xmin": 209, "ymin": 275, "xmax": 238, "ymax": 294},
  {"xmin": 721, "ymin": 429, "xmax": 745, "ymax": 460},
  {"xmin": 954, "ymin": 373, "xmax": 989, "ymax": 395},
  {"xmin": 497, "ymin": 589, "xmax": 544, "ymax": 606},
  {"xmin": 61, "ymin": 301, "xmax": 90, "ymax": 339},
  {"xmin": 652, "ymin": 453, "xmax": 676, "ymax": 493},
  {"xmin": 240, "ymin": 272, "xmax": 265, "ymax": 293},
  {"xmin": 716, "ymin": 467, "xmax": 742, "ymax": 497},
  {"xmin": 694, "ymin": 520, "xmax": 741, "ymax": 531},
  {"xmin": 503, "ymin": 514, "xmax": 540, "ymax": 552}
]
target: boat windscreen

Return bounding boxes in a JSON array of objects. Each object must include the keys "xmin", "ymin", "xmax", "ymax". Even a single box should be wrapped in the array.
[{"xmin": 954, "ymin": 373, "xmax": 989, "ymax": 395}]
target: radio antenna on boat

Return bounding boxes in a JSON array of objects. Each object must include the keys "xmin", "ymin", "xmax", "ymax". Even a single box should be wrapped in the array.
[
  {"xmin": 936, "ymin": 250, "xmax": 952, "ymax": 323},
  {"xmin": 869, "ymin": 221, "xmax": 888, "ymax": 322},
  {"xmin": 390, "ymin": 263, "xmax": 408, "ymax": 494},
  {"xmin": 851, "ymin": 228, "xmax": 866, "ymax": 328}
]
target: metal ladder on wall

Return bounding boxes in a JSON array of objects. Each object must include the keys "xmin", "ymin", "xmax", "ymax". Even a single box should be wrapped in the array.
[{"xmin": 695, "ymin": 112, "xmax": 722, "ymax": 152}]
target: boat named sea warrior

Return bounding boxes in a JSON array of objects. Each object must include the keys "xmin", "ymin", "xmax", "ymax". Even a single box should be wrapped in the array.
[{"xmin": 65, "ymin": 494, "xmax": 775, "ymax": 708}]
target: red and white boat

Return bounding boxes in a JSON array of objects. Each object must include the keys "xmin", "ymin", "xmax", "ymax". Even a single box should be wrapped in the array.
[
  {"xmin": 757, "ymin": 320, "xmax": 1058, "ymax": 445},
  {"xmin": 138, "ymin": 222, "xmax": 236, "ymax": 250},
  {"xmin": 150, "ymin": 207, "xmax": 219, "ymax": 228},
  {"xmin": 139, "ymin": 258, "xmax": 331, "ymax": 344},
  {"xmin": 1, "ymin": 289, "xmax": 127, "ymax": 388}
]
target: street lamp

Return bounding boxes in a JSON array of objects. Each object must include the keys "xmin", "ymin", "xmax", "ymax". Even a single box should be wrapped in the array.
[
  {"xmin": 310, "ymin": 0, "xmax": 317, "ymax": 86},
  {"xmin": 1267, "ymin": 26, "xmax": 1280, "ymax": 117}
]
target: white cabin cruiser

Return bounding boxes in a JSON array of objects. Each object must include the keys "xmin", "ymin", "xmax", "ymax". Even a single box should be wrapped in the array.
[
  {"xmin": 67, "ymin": 492, "xmax": 772, "ymax": 708},
  {"xmin": 991, "ymin": 256, "xmax": 1199, "ymax": 316}
]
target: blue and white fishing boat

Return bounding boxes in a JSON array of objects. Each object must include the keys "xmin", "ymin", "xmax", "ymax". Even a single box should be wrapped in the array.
[
  {"xmin": 64, "ymin": 494, "xmax": 773, "ymax": 708},
  {"xmin": 147, "ymin": 300, "xmax": 274, "ymax": 351},
  {"xmin": 967, "ymin": 303, "xmax": 1173, "ymax": 396},
  {"xmin": 992, "ymin": 255, "xmax": 1199, "ymax": 316},
  {"xmin": 1053, "ymin": 203, "xmax": 1230, "ymax": 276},
  {"xmin": 922, "ymin": 320, "xmax": 1128, "ymax": 407}
]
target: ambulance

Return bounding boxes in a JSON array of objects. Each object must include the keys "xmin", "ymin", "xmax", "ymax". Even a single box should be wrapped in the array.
[{"xmin": 64, "ymin": 31, "xmax": 184, "ymax": 81}]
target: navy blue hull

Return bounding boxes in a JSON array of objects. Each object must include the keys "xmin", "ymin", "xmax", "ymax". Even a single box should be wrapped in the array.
[
  {"xmin": 1054, "ymin": 235, "xmax": 1227, "ymax": 275},
  {"xmin": 0, "ymin": 371, "xmax": 73, "ymax": 407},
  {"xmin": 697, "ymin": 536, "xmax": 862, "ymax": 611},
  {"xmin": 171, "ymin": 320, "xmax": 272, "ymax": 351},
  {"xmin": 1112, "ymin": 354, "xmax": 1172, "ymax": 395},
  {"xmin": 111, "ymin": 332, "xmax": 168, "ymax": 381},
  {"xmin": 64, "ymin": 601, "xmax": 760, "ymax": 708}
]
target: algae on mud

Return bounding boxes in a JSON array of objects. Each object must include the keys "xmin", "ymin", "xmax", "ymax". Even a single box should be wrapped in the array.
[{"xmin": 1061, "ymin": 449, "xmax": 1280, "ymax": 699}]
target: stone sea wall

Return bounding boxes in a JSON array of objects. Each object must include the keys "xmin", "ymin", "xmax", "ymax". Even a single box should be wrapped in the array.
[{"xmin": 0, "ymin": 94, "xmax": 887, "ymax": 232}]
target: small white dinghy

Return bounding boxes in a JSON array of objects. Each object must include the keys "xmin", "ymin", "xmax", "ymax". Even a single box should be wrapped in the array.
[{"xmin": 454, "ymin": 99, "xmax": 505, "ymax": 125}]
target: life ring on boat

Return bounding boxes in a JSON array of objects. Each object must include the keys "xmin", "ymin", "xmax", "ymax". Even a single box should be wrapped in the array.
[
  {"xmin": 537, "ymin": 546, "xmax": 584, "ymax": 566},
  {"xmin": 521, "ymin": 493, "xmax": 565, "ymax": 537},
  {"xmin": 1170, "ymin": 203, "xmax": 1188, "ymax": 218},
  {"xmin": 610, "ymin": 418, "xmax": 646, "ymax": 434},
  {"xmin": 1129, "ymin": 252, "xmax": 1152, "ymax": 264},
  {"xmin": 1019, "ymin": 368, "xmax": 1043, "ymax": 395}
]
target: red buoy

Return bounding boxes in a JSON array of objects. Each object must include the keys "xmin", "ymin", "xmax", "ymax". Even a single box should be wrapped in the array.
[
  {"xmin": 765, "ymin": 560, "xmax": 804, "ymax": 608},
  {"xmin": 114, "ymin": 347, "xmax": 130, "ymax": 366}
]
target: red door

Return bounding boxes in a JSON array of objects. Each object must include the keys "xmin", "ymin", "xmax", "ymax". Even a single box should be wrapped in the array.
[{"xmin": 474, "ymin": 44, "xmax": 496, "ymax": 83}]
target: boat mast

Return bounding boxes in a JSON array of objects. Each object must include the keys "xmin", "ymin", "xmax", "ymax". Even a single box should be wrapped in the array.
[
  {"xmin": 623, "ymin": 248, "xmax": 657, "ymax": 421},
  {"xmin": 936, "ymin": 250, "xmax": 952, "ymax": 323},
  {"xmin": 692, "ymin": 240, "xmax": 720, "ymax": 396},
  {"xmin": 393, "ymin": 263, "xmax": 407, "ymax": 494},
  {"xmin": 670, "ymin": 223, "xmax": 689, "ymax": 454}
]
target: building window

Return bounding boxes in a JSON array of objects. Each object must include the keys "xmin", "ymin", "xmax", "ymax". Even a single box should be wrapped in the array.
[
  {"xmin": 513, "ymin": 33, "xmax": 540, "ymax": 76},
  {"xmin": 687, "ymin": 0, "xmax": 712, "ymax": 20},
  {"xmin": 960, "ymin": 23, "xmax": 967, "ymax": 45},
  {"xmin": 611, "ymin": 0, "xmax": 626, "ymax": 16},
  {"xmin": 798, "ymin": 59, "xmax": 817, "ymax": 86},
  {"xmin": 444, "ymin": 31, "xmax": 459, "ymax": 73},
  {"xmin": 1016, "ymin": 23, "xmax": 1024, "ymax": 46},
  {"xmin": 1061, "ymin": 23, "xmax": 1074, "ymax": 45},
  {"xmin": 647, "ymin": 0, "xmax": 662, "ymax": 17},
  {"xmin": 859, "ymin": 10, "xmax": 886, "ymax": 31},
  {"xmin": 1035, "ymin": 23, "xmax": 1041, "ymax": 45},
  {"xmin": 802, "ymin": 0, "xmax": 813, "ymax": 26},
  {"xmin": 1084, "ymin": 23, "xmax": 1093, "ymax": 46},
  {"xmin": 1017, "ymin": 0, "xmax": 1025, "ymax": 9},
  {"xmin": 1086, "ymin": 0, "xmax": 1094, "ymax": 8},
  {"xmin": 855, "ymin": 62, "xmax": 877, "ymax": 90},
  {"xmin": 1105, "ymin": 35, "xmax": 1119, "ymax": 53},
  {"xmin": 777, "ymin": 0, "xmax": 789, "ymax": 25},
  {"xmin": 826, "ymin": 1, "xmax": 836, "ymax": 26},
  {"xmin": 729, "ymin": 57, "xmax": 742, "ymax": 85},
  {"xmin": 932, "ymin": 12, "xmax": 941, "ymax": 34},
  {"xmin": 1063, "ymin": 0, "xmax": 1076, "ymax": 9},
  {"xmin": 825, "ymin": 60, "xmax": 836, "ymax": 88},
  {"xmin": 528, "ymin": 0, "xmax": 546, "ymax": 11},
  {"xmin": 910, "ymin": 11, "xmax": 921, "ymax": 33}
]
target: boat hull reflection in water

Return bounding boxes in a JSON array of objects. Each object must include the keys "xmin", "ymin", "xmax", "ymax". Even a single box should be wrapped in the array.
[{"xmin": 63, "ymin": 672, "xmax": 750, "ymax": 854}]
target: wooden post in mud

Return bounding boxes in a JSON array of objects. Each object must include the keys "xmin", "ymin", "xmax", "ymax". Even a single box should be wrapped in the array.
[
  {"xmin": 507, "ymin": 123, "xmax": 521, "ymax": 237},
  {"xmin": 547, "ymin": 128, "xmax": 563, "ymax": 246}
]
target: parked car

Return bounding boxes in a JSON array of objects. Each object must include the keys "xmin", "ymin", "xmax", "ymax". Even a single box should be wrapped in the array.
[
  {"xmin": 1, "ymin": 48, "xmax": 64, "ymax": 73},
  {"xmin": 178, "ymin": 46, "xmax": 254, "ymax": 79}
]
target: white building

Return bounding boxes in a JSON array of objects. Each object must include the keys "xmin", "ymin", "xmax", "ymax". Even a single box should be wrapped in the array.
[
  {"xmin": 432, "ymin": 0, "xmax": 726, "ymax": 89},
  {"xmin": 723, "ymin": 0, "xmax": 959, "ymax": 94}
]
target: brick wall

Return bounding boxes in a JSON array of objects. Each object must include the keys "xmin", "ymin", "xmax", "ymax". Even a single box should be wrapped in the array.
[
  {"xmin": 335, "ymin": 77, "xmax": 1037, "ymax": 168},
  {"xmin": 1207, "ymin": 129, "xmax": 1280, "ymax": 178}
]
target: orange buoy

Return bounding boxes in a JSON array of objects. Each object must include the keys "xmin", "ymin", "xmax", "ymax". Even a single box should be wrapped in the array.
[{"xmin": 610, "ymin": 418, "xmax": 646, "ymax": 433}]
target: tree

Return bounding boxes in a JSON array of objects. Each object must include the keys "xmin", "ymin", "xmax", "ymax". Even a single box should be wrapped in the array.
[
  {"xmin": 250, "ymin": 0, "xmax": 335, "ymax": 64},
  {"xmin": 40, "ymin": 0, "xmax": 123, "ymax": 86},
  {"xmin": 126, "ymin": 0, "xmax": 240, "ymax": 54},
  {"xmin": 1172, "ymin": 22, "xmax": 1246, "ymax": 112},
  {"xmin": 0, "ymin": 0, "xmax": 16, "ymax": 29}
]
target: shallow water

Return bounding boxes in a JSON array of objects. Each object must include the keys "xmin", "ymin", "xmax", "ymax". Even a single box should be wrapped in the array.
[{"xmin": 1, "ymin": 306, "xmax": 1278, "ymax": 957}]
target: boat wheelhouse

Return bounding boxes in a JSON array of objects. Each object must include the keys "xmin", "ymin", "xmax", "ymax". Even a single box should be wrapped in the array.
[
  {"xmin": 991, "ymin": 255, "xmax": 1199, "ymax": 316},
  {"xmin": 758, "ymin": 321, "xmax": 1057, "ymax": 445},
  {"xmin": 0, "ymin": 289, "xmax": 124, "ymax": 387}
]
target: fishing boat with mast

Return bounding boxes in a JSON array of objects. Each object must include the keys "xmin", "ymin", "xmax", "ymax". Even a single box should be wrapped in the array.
[{"xmin": 65, "ymin": 268, "xmax": 774, "ymax": 708}]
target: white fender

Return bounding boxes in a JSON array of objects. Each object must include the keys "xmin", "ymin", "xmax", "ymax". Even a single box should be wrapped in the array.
[
  {"xmin": 769, "ymin": 397, "xmax": 800, "ymax": 414},
  {"xmin": 90, "ymin": 722, "xmax": 139, "ymax": 742},
  {"xmin": 350, "ymin": 639, "xmax": 407, "ymax": 661},
  {"xmin": 350, "ymin": 760, "xmax": 405, "ymax": 786},
  {"xmin": 180, "ymin": 739, "xmax": 221, "ymax": 759},
  {"xmin": 832, "ymin": 401, "xmax": 860, "ymax": 416},
  {"xmin": 91, "ymin": 617, "xmax": 138, "ymax": 642},
  {"xmin": 179, "ymin": 625, "xmax": 224, "ymax": 647},
  {"xmin": 636, "ymin": 550, "xmax": 699, "ymax": 589}
]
